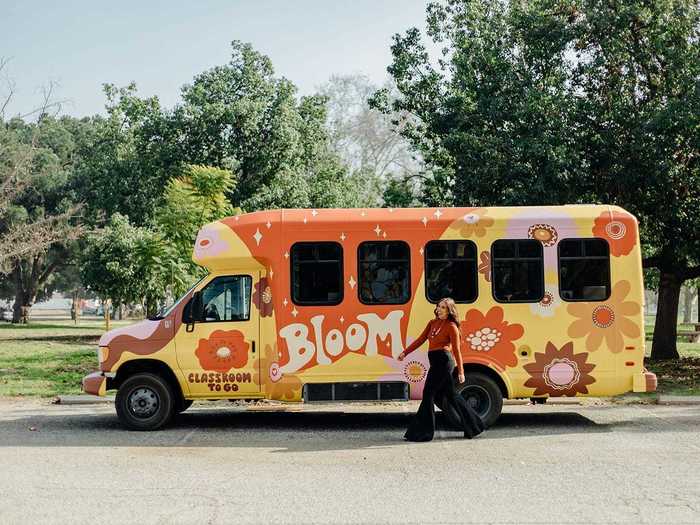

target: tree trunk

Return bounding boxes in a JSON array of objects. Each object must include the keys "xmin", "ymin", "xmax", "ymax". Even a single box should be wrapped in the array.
[
  {"xmin": 11, "ymin": 263, "xmax": 37, "ymax": 324},
  {"xmin": 650, "ymin": 272, "xmax": 682, "ymax": 360},
  {"xmin": 697, "ymin": 285, "xmax": 700, "ymax": 324},
  {"xmin": 682, "ymin": 286, "xmax": 693, "ymax": 324}
]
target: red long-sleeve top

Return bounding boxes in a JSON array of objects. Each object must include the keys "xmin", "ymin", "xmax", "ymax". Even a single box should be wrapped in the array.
[{"xmin": 403, "ymin": 318, "xmax": 463, "ymax": 369}]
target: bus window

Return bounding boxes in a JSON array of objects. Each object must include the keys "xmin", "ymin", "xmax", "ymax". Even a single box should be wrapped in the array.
[
  {"xmin": 492, "ymin": 239, "xmax": 544, "ymax": 303},
  {"xmin": 291, "ymin": 242, "xmax": 344, "ymax": 305},
  {"xmin": 558, "ymin": 238, "xmax": 611, "ymax": 301},
  {"xmin": 200, "ymin": 275, "xmax": 252, "ymax": 322},
  {"xmin": 358, "ymin": 241, "xmax": 410, "ymax": 304},
  {"xmin": 425, "ymin": 240, "xmax": 478, "ymax": 303}
]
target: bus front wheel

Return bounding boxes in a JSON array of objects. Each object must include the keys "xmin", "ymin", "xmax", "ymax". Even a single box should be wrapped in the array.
[
  {"xmin": 115, "ymin": 373, "xmax": 175, "ymax": 431},
  {"xmin": 438, "ymin": 372, "xmax": 503, "ymax": 429}
]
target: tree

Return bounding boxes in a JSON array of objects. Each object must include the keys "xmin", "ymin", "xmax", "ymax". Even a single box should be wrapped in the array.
[
  {"xmin": 319, "ymin": 74, "xmax": 422, "ymax": 205},
  {"xmin": 80, "ymin": 213, "xmax": 180, "ymax": 318},
  {"xmin": 377, "ymin": 0, "xmax": 700, "ymax": 359},
  {"xmin": 0, "ymin": 113, "xmax": 86, "ymax": 322},
  {"xmin": 155, "ymin": 164, "xmax": 237, "ymax": 293}
]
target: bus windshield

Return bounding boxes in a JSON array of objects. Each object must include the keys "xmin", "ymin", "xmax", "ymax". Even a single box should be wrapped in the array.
[{"xmin": 148, "ymin": 277, "xmax": 205, "ymax": 320}]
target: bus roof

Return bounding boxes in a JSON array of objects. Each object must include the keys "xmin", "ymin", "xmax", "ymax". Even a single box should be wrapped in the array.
[{"xmin": 192, "ymin": 205, "xmax": 636, "ymax": 270}]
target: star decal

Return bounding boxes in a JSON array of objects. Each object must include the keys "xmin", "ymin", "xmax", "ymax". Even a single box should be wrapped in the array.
[
  {"xmin": 374, "ymin": 224, "xmax": 381, "ymax": 236},
  {"xmin": 291, "ymin": 307, "xmax": 299, "ymax": 317},
  {"xmin": 421, "ymin": 217, "xmax": 428, "ymax": 226},
  {"xmin": 340, "ymin": 232, "xmax": 346, "ymax": 241},
  {"xmin": 433, "ymin": 209, "xmax": 443, "ymax": 218},
  {"xmin": 253, "ymin": 228, "xmax": 263, "ymax": 245},
  {"xmin": 348, "ymin": 276, "xmax": 356, "ymax": 289}
]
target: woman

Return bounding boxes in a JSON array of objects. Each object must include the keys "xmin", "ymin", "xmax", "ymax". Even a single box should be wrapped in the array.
[{"xmin": 398, "ymin": 297, "xmax": 484, "ymax": 442}]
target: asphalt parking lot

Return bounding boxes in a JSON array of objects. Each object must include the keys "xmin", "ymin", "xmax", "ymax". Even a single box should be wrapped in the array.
[{"xmin": 0, "ymin": 399, "xmax": 699, "ymax": 524}]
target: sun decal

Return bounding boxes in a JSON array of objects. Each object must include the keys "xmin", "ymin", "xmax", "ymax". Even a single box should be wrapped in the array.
[
  {"xmin": 403, "ymin": 360, "xmax": 427, "ymax": 383},
  {"xmin": 195, "ymin": 330, "xmax": 249, "ymax": 372},
  {"xmin": 528, "ymin": 223, "xmax": 558, "ymax": 247},
  {"xmin": 524, "ymin": 342, "xmax": 596, "ymax": 397}
]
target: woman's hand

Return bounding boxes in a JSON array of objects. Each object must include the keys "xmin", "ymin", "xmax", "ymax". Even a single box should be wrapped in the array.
[
  {"xmin": 397, "ymin": 351, "xmax": 406, "ymax": 361},
  {"xmin": 457, "ymin": 372, "xmax": 465, "ymax": 384}
]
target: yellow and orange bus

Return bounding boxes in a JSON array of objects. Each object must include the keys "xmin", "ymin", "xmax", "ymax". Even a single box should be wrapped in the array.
[{"xmin": 83, "ymin": 205, "xmax": 656, "ymax": 430}]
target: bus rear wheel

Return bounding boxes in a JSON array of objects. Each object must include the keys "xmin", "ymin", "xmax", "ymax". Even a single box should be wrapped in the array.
[
  {"xmin": 437, "ymin": 372, "xmax": 503, "ymax": 429},
  {"xmin": 115, "ymin": 373, "xmax": 175, "ymax": 431}
]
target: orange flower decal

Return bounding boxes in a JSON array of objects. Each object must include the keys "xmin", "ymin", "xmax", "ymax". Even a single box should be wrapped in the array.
[
  {"xmin": 456, "ymin": 208, "xmax": 494, "ymax": 238},
  {"xmin": 592, "ymin": 210, "xmax": 636, "ymax": 256},
  {"xmin": 524, "ymin": 341, "xmax": 595, "ymax": 397},
  {"xmin": 253, "ymin": 277, "xmax": 273, "ymax": 317},
  {"xmin": 268, "ymin": 374, "xmax": 303, "ymax": 401},
  {"xmin": 567, "ymin": 280, "xmax": 641, "ymax": 353},
  {"xmin": 195, "ymin": 329, "xmax": 249, "ymax": 372},
  {"xmin": 254, "ymin": 343, "xmax": 302, "ymax": 400},
  {"xmin": 460, "ymin": 306, "xmax": 524, "ymax": 370},
  {"xmin": 478, "ymin": 251, "xmax": 491, "ymax": 282}
]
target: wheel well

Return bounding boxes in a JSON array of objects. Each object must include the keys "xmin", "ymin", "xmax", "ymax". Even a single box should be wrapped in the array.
[
  {"xmin": 462, "ymin": 363, "xmax": 509, "ymax": 398},
  {"xmin": 109, "ymin": 359, "xmax": 183, "ymax": 399}
]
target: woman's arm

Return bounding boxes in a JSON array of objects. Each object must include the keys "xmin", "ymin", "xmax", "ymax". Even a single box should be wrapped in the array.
[
  {"xmin": 448, "ymin": 323, "xmax": 465, "ymax": 381},
  {"xmin": 399, "ymin": 321, "xmax": 431, "ymax": 359}
]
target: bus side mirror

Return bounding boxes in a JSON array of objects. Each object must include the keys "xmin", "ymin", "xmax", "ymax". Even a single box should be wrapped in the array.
[{"xmin": 184, "ymin": 292, "xmax": 204, "ymax": 331}]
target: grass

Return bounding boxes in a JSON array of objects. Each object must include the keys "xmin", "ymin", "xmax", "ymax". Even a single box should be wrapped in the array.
[
  {"xmin": 0, "ymin": 318, "xmax": 699, "ymax": 398},
  {"xmin": 0, "ymin": 319, "xmax": 135, "ymax": 397}
]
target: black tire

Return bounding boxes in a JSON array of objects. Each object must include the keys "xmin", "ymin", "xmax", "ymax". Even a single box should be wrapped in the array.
[
  {"xmin": 115, "ymin": 373, "xmax": 175, "ymax": 431},
  {"xmin": 176, "ymin": 399, "xmax": 194, "ymax": 413},
  {"xmin": 438, "ymin": 372, "xmax": 503, "ymax": 429}
]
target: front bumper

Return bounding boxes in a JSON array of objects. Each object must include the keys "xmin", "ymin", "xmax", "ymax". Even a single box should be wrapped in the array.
[
  {"xmin": 632, "ymin": 369, "xmax": 658, "ymax": 393},
  {"xmin": 82, "ymin": 372, "xmax": 107, "ymax": 396}
]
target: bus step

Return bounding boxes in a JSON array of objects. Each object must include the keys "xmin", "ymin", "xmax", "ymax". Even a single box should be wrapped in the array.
[{"xmin": 303, "ymin": 382, "xmax": 408, "ymax": 402}]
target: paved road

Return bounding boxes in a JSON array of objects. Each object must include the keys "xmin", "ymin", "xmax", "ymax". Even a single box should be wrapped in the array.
[{"xmin": 0, "ymin": 399, "xmax": 699, "ymax": 524}]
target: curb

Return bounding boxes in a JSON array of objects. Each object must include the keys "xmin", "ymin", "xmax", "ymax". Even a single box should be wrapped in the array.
[
  {"xmin": 54, "ymin": 395, "xmax": 115, "ymax": 405},
  {"xmin": 52, "ymin": 394, "xmax": 700, "ymax": 407},
  {"xmin": 657, "ymin": 395, "xmax": 700, "ymax": 405}
]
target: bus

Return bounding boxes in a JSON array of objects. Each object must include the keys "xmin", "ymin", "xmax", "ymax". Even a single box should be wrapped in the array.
[{"xmin": 83, "ymin": 205, "xmax": 656, "ymax": 430}]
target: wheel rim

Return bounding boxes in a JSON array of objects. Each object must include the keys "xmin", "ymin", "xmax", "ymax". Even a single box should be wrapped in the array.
[
  {"xmin": 459, "ymin": 384, "xmax": 492, "ymax": 420},
  {"xmin": 127, "ymin": 387, "xmax": 160, "ymax": 419}
]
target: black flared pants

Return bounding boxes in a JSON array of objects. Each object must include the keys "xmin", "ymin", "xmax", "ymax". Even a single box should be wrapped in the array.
[{"xmin": 404, "ymin": 350, "xmax": 484, "ymax": 442}]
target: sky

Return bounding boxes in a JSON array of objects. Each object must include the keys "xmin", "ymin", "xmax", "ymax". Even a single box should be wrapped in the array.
[{"xmin": 2, "ymin": 0, "xmax": 434, "ymax": 118}]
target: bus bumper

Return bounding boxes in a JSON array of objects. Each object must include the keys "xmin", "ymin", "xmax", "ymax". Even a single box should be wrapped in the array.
[
  {"xmin": 632, "ymin": 370, "xmax": 657, "ymax": 393},
  {"xmin": 82, "ymin": 372, "xmax": 107, "ymax": 396}
]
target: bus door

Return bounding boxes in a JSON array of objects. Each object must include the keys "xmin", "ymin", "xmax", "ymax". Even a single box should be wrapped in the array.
[{"xmin": 177, "ymin": 273, "xmax": 261, "ymax": 397}]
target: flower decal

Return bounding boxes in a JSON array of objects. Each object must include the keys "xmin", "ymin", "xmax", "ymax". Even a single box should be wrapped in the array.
[
  {"xmin": 460, "ymin": 306, "xmax": 524, "ymax": 370},
  {"xmin": 456, "ymin": 208, "xmax": 494, "ymax": 238},
  {"xmin": 253, "ymin": 277, "xmax": 273, "ymax": 317},
  {"xmin": 478, "ymin": 251, "xmax": 491, "ymax": 282},
  {"xmin": 567, "ymin": 280, "xmax": 641, "ymax": 352},
  {"xmin": 254, "ymin": 343, "xmax": 302, "ymax": 400},
  {"xmin": 592, "ymin": 210, "xmax": 636, "ymax": 256},
  {"xmin": 193, "ymin": 227, "xmax": 229, "ymax": 259},
  {"xmin": 529, "ymin": 286, "xmax": 562, "ymax": 318},
  {"xmin": 524, "ymin": 341, "xmax": 596, "ymax": 397},
  {"xmin": 195, "ymin": 329, "xmax": 249, "ymax": 372},
  {"xmin": 528, "ymin": 224, "xmax": 558, "ymax": 247},
  {"xmin": 268, "ymin": 374, "xmax": 303, "ymax": 401}
]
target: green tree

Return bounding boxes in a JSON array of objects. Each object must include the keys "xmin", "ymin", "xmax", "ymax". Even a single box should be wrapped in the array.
[
  {"xmin": 155, "ymin": 164, "xmax": 237, "ymax": 291},
  {"xmin": 81, "ymin": 213, "xmax": 182, "ymax": 318},
  {"xmin": 0, "ymin": 115, "xmax": 86, "ymax": 322},
  {"xmin": 376, "ymin": 0, "xmax": 700, "ymax": 359}
]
